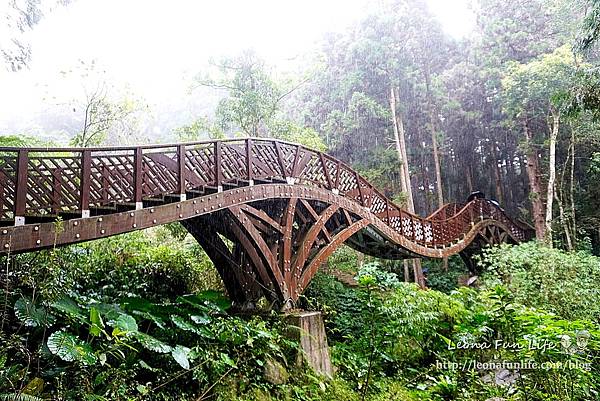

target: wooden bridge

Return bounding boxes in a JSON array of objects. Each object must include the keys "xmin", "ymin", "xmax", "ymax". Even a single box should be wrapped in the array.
[{"xmin": 0, "ymin": 138, "xmax": 534, "ymax": 308}]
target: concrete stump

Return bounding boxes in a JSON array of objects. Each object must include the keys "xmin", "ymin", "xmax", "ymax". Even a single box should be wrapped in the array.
[{"xmin": 286, "ymin": 311, "xmax": 333, "ymax": 378}]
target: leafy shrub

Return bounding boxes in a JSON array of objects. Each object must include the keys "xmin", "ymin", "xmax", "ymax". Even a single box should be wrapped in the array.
[
  {"xmin": 479, "ymin": 242, "xmax": 600, "ymax": 321},
  {"xmin": 327, "ymin": 245, "xmax": 360, "ymax": 274},
  {"xmin": 0, "ymin": 230, "xmax": 290, "ymax": 400},
  {"xmin": 423, "ymin": 256, "xmax": 468, "ymax": 294}
]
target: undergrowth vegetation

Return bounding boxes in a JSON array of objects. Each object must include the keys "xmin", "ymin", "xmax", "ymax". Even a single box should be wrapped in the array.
[{"xmin": 1, "ymin": 233, "xmax": 599, "ymax": 400}]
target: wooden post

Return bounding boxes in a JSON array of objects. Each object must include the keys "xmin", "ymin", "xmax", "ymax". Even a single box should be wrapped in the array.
[
  {"xmin": 333, "ymin": 161, "xmax": 341, "ymax": 194},
  {"xmin": 274, "ymin": 140, "xmax": 288, "ymax": 179},
  {"xmin": 246, "ymin": 138, "xmax": 254, "ymax": 185},
  {"xmin": 101, "ymin": 165, "xmax": 109, "ymax": 203},
  {"xmin": 385, "ymin": 199, "xmax": 390, "ymax": 223},
  {"xmin": 319, "ymin": 153, "xmax": 333, "ymax": 190},
  {"xmin": 355, "ymin": 172, "xmax": 365, "ymax": 207},
  {"xmin": 80, "ymin": 150, "xmax": 91, "ymax": 217},
  {"xmin": 133, "ymin": 147, "xmax": 143, "ymax": 209},
  {"xmin": 291, "ymin": 145, "xmax": 301, "ymax": 178},
  {"xmin": 14, "ymin": 149, "xmax": 28, "ymax": 226},
  {"xmin": 177, "ymin": 144, "xmax": 186, "ymax": 200},
  {"xmin": 214, "ymin": 141, "xmax": 222, "ymax": 192}
]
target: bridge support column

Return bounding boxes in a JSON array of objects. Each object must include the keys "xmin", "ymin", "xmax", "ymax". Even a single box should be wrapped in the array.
[{"xmin": 286, "ymin": 311, "xmax": 333, "ymax": 378}]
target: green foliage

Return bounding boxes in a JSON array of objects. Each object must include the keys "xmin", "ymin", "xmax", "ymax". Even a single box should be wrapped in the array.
[
  {"xmin": 479, "ymin": 241, "xmax": 600, "ymax": 320},
  {"xmin": 327, "ymin": 245, "xmax": 359, "ymax": 274},
  {"xmin": 502, "ymin": 45, "xmax": 579, "ymax": 120},
  {"xmin": 0, "ymin": 230, "xmax": 300, "ymax": 400},
  {"xmin": 173, "ymin": 117, "xmax": 225, "ymax": 141},
  {"xmin": 355, "ymin": 262, "xmax": 400, "ymax": 290},
  {"xmin": 212, "ymin": 51, "xmax": 282, "ymax": 137},
  {"xmin": 576, "ymin": 0, "xmax": 600, "ymax": 52},
  {"xmin": 47, "ymin": 330, "xmax": 97, "ymax": 365},
  {"xmin": 0, "ymin": 395, "xmax": 44, "ymax": 401},
  {"xmin": 3, "ymin": 227, "xmax": 600, "ymax": 400},
  {"xmin": 423, "ymin": 256, "xmax": 467, "ymax": 294},
  {"xmin": 196, "ymin": 50, "xmax": 327, "ymax": 151},
  {"xmin": 0, "ymin": 135, "xmax": 50, "ymax": 147},
  {"xmin": 13, "ymin": 297, "xmax": 55, "ymax": 328},
  {"xmin": 304, "ymin": 245, "xmax": 600, "ymax": 401},
  {"xmin": 267, "ymin": 119, "xmax": 327, "ymax": 151}
]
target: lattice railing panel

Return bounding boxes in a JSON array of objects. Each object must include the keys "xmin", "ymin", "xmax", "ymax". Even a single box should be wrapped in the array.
[
  {"xmin": 89, "ymin": 154, "xmax": 134, "ymax": 206},
  {"xmin": 389, "ymin": 215, "xmax": 402, "ymax": 231},
  {"xmin": 142, "ymin": 151, "xmax": 178, "ymax": 197},
  {"xmin": 26, "ymin": 156, "xmax": 81, "ymax": 213},
  {"xmin": 185, "ymin": 145, "xmax": 215, "ymax": 187},
  {"xmin": 0, "ymin": 155, "xmax": 17, "ymax": 219},
  {"xmin": 370, "ymin": 193, "xmax": 387, "ymax": 215},
  {"xmin": 279, "ymin": 143, "xmax": 298, "ymax": 175},
  {"xmin": 251, "ymin": 142, "xmax": 284, "ymax": 179},
  {"xmin": 298, "ymin": 153, "xmax": 328, "ymax": 187},
  {"xmin": 338, "ymin": 166, "xmax": 358, "ymax": 192},
  {"xmin": 221, "ymin": 143, "xmax": 248, "ymax": 181}
]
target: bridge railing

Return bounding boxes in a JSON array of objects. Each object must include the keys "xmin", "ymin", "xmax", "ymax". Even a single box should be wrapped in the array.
[{"xmin": 0, "ymin": 138, "xmax": 531, "ymax": 247}]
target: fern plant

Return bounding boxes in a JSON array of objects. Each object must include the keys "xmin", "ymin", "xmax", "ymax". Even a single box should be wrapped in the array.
[{"xmin": 0, "ymin": 394, "xmax": 44, "ymax": 401}]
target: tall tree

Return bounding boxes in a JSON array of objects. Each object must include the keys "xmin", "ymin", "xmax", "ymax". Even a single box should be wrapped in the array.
[{"xmin": 502, "ymin": 46, "xmax": 579, "ymax": 244}]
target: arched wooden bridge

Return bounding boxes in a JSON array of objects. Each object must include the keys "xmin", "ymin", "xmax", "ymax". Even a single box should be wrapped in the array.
[{"xmin": 0, "ymin": 138, "xmax": 533, "ymax": 308}]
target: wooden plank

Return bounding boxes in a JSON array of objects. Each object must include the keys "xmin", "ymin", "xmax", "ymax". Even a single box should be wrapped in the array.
[
  {"xmin": 239, "ymin": 204, "xmax": 284, "ymax": 233},
  {"xmin": 319, "ymin": 153, "xmax": 333, "ymax": 189},
  {"xmin": 246, "ymin": 138, "xmax": 253, "ymax": 181},
  {"xmin": 80, "ymin": 150, "xmax": 91, "ymax": 212},
  {"xmin": 134, "ymin": 148, "xmax": 143, "ymax": 204},
  {"xmin": 214, "ymin": 141, "xmax": 222, "ymax": 188},
  {"xmin": 274, "ymin": 140, "xmax": 288, "ymax": 177},
  {"xmin": 15, "ymin": 149, "xmax": 28, "ymax": 218},
  {"xmin": 282, "ymin": 197, "xmax": 297, "ymax": 297},
  {"xmin": 177, "ymin": 145, "xmax": 186, "ymax": 194}
]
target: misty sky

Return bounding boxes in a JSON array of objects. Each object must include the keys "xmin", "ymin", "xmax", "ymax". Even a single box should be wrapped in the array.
[{"xmin": 0, "ymin": 0, "xmax": 475, "ymax": 141}]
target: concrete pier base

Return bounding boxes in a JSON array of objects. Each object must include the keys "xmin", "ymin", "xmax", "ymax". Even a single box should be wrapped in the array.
[{"xmin": 286, "ymin": 311, "xmax": 333, "ymax": 378}]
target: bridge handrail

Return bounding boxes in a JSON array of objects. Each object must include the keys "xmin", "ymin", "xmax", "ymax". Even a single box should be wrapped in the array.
[{"xmin": 0, "ymin": 137, "xmax": 532, "ymax": 247}]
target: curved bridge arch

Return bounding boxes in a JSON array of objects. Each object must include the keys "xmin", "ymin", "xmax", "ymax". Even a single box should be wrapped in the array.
[{"xmin": 0, "ymin": 138, "xmax": 534, "ymax": 308}]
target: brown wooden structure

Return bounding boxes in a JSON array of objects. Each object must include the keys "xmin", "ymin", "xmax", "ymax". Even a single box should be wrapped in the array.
[{"xmin": 0, "ymin": 138, "xmax": 534, "ymax": 308}]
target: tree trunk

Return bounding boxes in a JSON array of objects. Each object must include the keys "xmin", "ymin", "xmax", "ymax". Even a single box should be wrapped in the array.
[
  {"xmin": 505, "ymin": 153, "xmax": 517, "ymax": 212},
  {"xmin": 390, "ymin": 86, "xmax": 407, "ymax": 198},
  {"xmin": 424, "ymin": 68, "xmax": 448, "ymax": 272},
  {"xmin": 425, "ymin": 71, "xmax": 444, "ymax": 209},
  {"xmin": 545, "ymin": 109, "xmax": 560, "ymax": 246},
  {"xmin": 523, "ymin": 118, "xmax": 546, "ymax": 240},
  {"xmin": 390, "ymin": 85, "xmax": 425, "ymax": 288},
  {"xmin": 466, "ymin": 165, "xmax": 474, "ymax": 192},
  {"xmin": 555, "ymin": 181, "xmax": 573, "ymax": 250},
  {"xmin": 391, "ymin": 86, "xmax": 415, "ymax": 212},
  {"xmin": 491, "ymin": 144, "xmax": 504, "ymax": 204}
]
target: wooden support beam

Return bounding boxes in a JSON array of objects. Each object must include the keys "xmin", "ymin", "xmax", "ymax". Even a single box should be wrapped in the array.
[
  {"xmin": 14, "ymin": 149, "xmax": 29, "ymax": 225},
  {"xmin": 133, "ymin": 147, "xmax": 143, "ymax": 209}
]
